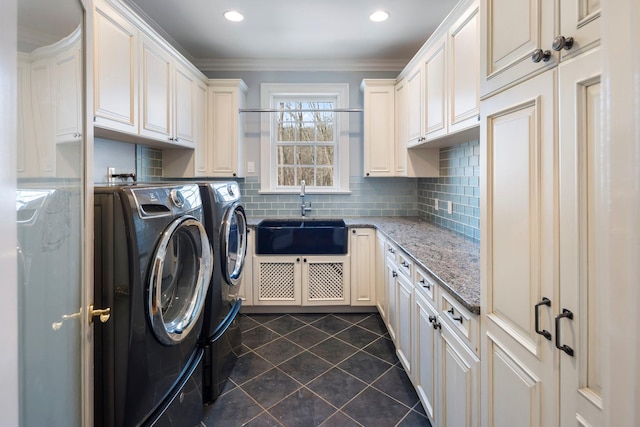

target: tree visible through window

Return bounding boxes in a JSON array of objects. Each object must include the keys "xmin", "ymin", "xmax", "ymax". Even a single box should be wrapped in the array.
[
  {"xmin": 273, "ymin": 99, "xmax": 336, "ymax": 188},
  {"xmin": 260, "ymin": 83, "xmax": 349, "ymax": 194}
]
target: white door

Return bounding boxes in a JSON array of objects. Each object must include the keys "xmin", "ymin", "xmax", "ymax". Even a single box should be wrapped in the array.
[
  {"xmin": 480, "ymin": 69, "xmax": 557, "ymax": 427},
  {"xmin": 16, "ymin": 0, "xmax": 90, "ymax": 425},
  {"xmin": 558, "ymin": 47, "xmax": 603, "ymax": 427}
]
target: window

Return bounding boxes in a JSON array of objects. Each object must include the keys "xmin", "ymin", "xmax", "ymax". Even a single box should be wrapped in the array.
[{"xmin": 260, "ymin": 84, "xmax": 350, "ymax": 193}]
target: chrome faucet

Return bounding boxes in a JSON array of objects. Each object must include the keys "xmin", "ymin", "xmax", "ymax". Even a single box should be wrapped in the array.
[{"xmin": 300, "ymin": 180, "xmax": 312, "ymax": 217}]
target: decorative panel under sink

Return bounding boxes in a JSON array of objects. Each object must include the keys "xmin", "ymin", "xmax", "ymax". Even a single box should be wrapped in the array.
[
  {"xmin": 258, "ymin": 262, "xmax": 296, "ymax": 301},
  {"xmin": 307, "ymin": 262, "xmax": 344, "ymax": 302}
]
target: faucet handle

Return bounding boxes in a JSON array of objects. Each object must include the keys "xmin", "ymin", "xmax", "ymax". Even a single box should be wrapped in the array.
[{"xmin": 300, "ymin": 180, "xmax": 306, "ymax": 196}]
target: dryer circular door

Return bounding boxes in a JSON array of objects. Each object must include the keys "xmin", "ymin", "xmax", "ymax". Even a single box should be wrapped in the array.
[
  {"xmin": 220, "ymin": 203, "xmax": 247, "ymax": 287},
  {"xmin": 148, "ymin": 215, "xmax": 213, "ymax": 346}
]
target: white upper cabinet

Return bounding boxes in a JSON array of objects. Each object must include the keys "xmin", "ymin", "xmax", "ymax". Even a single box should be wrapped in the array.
[
  {"xmin": 401, "ymin": 0, "xmax": 480, "ymax": 148},
  {"xmin": 193, "ymin": 79, "xmax": 208, "ymax": 175},
  {"xmin": 139, "ymin": 33, "xmax": 172, "ymax": 142},
  {"xmin": 481, "ymin": 0, "xmax": 601, "ymax": 97},
  {"xmin": 93, "ymin": 0, "xmax": 206, "ymax": 151},
  {"xmin": 53, "ymin": 38, "xmax": 82, "ymax": 144},
  {"xmin": 423, "ymin": 36, "xmax": 447, "ymax": 140},
  {"xmin": 93, "ymin": 1, "xmax": 139, "ymax": 134},
  {"xmin": 447, "ymin": 3, "xmax": 480, "ymax": 135},
  {"xmin": 207, "ymin": 79, "xmax": 247, "ymax": 177},
  {"xmin": 361, "ymin": 79, "xmax": 395, "ymax": 177},
  {"xmin": 406, "ymin": 65, "xmax": 423, "ymax": 147},
  {"xmin": 558, "ymin": 0, "xmax": 601, "ymax": 60},
  {"xmin": 173, "ymin": 62, "xmax": 197, "ymax": 145},
  {"xmin": 394, "ymin": 79, "xmax": 408, "ymax": 176}
]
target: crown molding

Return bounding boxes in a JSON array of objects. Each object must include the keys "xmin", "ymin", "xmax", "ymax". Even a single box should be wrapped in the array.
[{"xmin": 194, "ymin": 57, "xmax": 408, "ymax": 73}]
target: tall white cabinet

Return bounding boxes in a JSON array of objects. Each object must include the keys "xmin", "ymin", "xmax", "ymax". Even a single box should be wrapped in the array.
[{"xmin": 480, "ymin": 0, "xmax": 603, "ymax": 425}]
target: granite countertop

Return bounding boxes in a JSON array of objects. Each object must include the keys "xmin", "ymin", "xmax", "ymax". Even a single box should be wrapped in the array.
[{"xmin": 247, "ymin": 216, "xmax": 480, "ymax": 314}]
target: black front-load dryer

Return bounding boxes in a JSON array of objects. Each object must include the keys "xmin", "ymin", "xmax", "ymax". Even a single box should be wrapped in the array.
[{"xmin": 93, "ymin": 183, "xmax": 213, "ymax": 427}]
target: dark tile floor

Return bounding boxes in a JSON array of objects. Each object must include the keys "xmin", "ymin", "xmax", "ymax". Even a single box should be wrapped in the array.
[{"xmin": 201, "ymin": 312, "xmax": 431, "ymax": 427}]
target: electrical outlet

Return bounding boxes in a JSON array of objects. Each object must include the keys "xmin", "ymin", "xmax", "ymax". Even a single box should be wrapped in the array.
[
  {"xmin": 435, "ymin": 199, "xmax": 439, "ymax": 210},
  {"xmin": 447, "ymin": 201, "xmax": 453, "ymax": 214},
  {"xmin": 247, "ymin": 161, "xmax": 255, "ymax": 173}
]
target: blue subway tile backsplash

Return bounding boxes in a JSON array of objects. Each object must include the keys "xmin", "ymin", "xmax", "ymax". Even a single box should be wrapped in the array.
[{"xmin": 155, "ymin": 140, "xmax": 480, "ymax": 242}]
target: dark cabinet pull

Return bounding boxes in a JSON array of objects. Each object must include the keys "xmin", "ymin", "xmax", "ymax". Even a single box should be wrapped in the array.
[
  {"xmin": 535, "ymin": 297, "xmax": 552, "ymax": 340},
  {"xmin": 447, "ymin": 307, "xmax": 463, "ymax": 324},
  {"xmin": 392, "ymin": 270, "xmax": 398, "ymax": 278},
  {"xmin": 429, "ymin": 315, "xmax": 441, "ymax": 329},
  {"xmin": 555, "ymin": 309, "xmax": 574, "ymax": 356},
  {"xmin": 552, "ymin": 35, "xmax": 574, "ymax": 51},
  {"xmin": 531, "ymin": 48, "xmax": 551, "ymax": 63},
  {"xmin": 420, "ymin": 279, "xmax": 431, "ymax": 290}
]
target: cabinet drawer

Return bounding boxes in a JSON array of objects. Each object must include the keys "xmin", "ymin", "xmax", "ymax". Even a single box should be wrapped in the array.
[
  {"xmin": 385, "ymin": 241, "xmax": 398, "ymax": 261},
  {"xmin": 414, "ymin": 267, "xmax": 438, "ymax": 303},
  {"xmin": 440, "ymin": 291, "xmax": 479, "ymax": 355},
  {"xmin": 397, "ymin": 251, "xmax": 413, "ymax": 279}
]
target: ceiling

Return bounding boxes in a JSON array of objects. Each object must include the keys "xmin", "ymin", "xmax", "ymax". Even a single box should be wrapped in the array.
[{"xmin": 124, "ymin": 0, "xmax": 460, "ymax": 71}]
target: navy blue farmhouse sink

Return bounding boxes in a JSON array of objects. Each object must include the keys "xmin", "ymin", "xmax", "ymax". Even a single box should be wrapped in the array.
[{"xmin": 255, "ymin": 219, "xmax": 348, "ymax": 255}]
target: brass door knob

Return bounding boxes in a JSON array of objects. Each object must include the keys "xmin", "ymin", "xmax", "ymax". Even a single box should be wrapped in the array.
[{"xmin": 89, "ymin": 304, "xmax": 111, "ymax": 324}]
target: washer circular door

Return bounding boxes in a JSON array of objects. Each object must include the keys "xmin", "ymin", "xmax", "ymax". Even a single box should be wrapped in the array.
[
  {"xmin": 220, "ymin": 203, "xmax": 247, "ymax": 287},
  {"xmin": 148, "ymin": 215, "xmax": 213, "ymax": 346}
]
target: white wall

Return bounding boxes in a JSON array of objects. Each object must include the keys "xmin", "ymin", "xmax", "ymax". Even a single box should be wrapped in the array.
[
  {"xmin": 93, "ymin": 137, "xmax": 137, "ymax": 183},
  {"xmin": 1, "ymin": 0, "xmax": 19, "ymax": 425}
]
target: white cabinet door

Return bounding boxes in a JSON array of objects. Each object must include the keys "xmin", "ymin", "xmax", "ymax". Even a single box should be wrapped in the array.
[
  {"xmin": 350, "ymin": 228, "xmax": 376, "ymax": 306},
  {"xmin": 480, "ymin": 0, "xmax": 556, "ymax": 97},
  {"xmin": 375, "ymin": 232, "xmax": 387, "ymax": 321},
  {"xmin": 558, "ymin": 47, "xmax": 603, "ymax": 427},
  {"xmin": 302, "ymin": 256, "xmax": 350, "ymax": 306},
  {"xmin": 93, "ymin": 3, "xmax": 138, "ymax": 134},
  {"xmin": 208, "ymin": 80, "xmax": 247, "ymax": 177},
  {"xmin": 406, "ymin": 64, "xmax": 423, "ymax": 147},
  {"xmin": 139, "ymin": 34, "xmax": 172, "ymax": 142},
  {"xmin": 559, "ymin": 0, "xmax": 601, "ymax": 60},
  {"xmin": 17, "ymin": 56, "xmax": 32, "ymax": 177},
  {"xmin": 415, "ymin": 290, "xmax": 438, "ymax": 423},
  {"xmin": 394, "ymin": 79, "xmax": 408, "ymax": 176},
  {"xmin": 439, "ymin": 320, "xmax": 480, "ymax": 427},
  {"xmin": 194, "ymin": 79, "xmax": 208, "ymax": 175},
  {"xmin": 29, "ymin": 58, "xmax": 55, "ymax": 176},
  {"xmin": 448, "ymin": 1, "xmax": 480, "ymax": 134},
  {"xmin": 173, "ymin": 62, "xmax": 196, "ymax": 145},
  {"xmin": 480, "ymin": 70, "xmax": 557, "ymax": 427},
  {"xmin": 253, "ymin": 255, "xmax": 302, "ymax": 306},
  {"xmin": 53, "ymin": 40, "xmax": 82, "ymax": 143},
  {"xmin": 237, "ymin": 228, "xmax": 254, "ymax": 306},
  {"xmin": 362, "ymin": 79, "xmax": 395, "ymax": 177},
  {"xmin": 385, "ymin": 255, "xmax": 398, "ymax": 343},
  {"xmin": 424, "ymin": 36, "xmax": 447, "ymax": 139},
  {"xmin": 396, "ymin": 272, "xmax": 414, "ymax": 377}
]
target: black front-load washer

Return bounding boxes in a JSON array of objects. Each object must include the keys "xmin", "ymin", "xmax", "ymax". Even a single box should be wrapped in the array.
[
  {"xmin": 93, "ymin": 183, "xmax": 212, "ymax": 427},
  {"xmin": 198, "ymin": 181, "xmax": 247, "ymax": 404}
]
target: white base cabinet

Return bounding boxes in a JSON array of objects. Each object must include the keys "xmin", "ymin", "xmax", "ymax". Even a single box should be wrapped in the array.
[
  {"xmin": 349, "ymin": 228, "xmax": 376, "ymax": 306},
  {"xmin": 380, "ymin": 234, "xmax": 480, "ymax": 427},
  {"xmin": 252, "ymin": 255, "xmax": 350, "ymax": 306}
]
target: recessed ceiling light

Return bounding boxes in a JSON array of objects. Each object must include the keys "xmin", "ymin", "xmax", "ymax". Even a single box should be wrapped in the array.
[
  {"xmin": 369, "ymin": 10, "xmax": 389, "ymax": 22},
  {"xmin": 224, "ymin": 10, "xmax": 244, "ymax": 22}
]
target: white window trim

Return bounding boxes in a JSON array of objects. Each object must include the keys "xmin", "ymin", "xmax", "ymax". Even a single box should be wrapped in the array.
[{"xmin": 259, "ymin": 83, "xmax": 350, "ymax": 194}]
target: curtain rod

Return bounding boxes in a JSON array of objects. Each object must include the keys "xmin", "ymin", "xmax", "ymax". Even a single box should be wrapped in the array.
[{"xmin": 239, "ymin": 108, "xmax": 364, "ymax": 113}]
